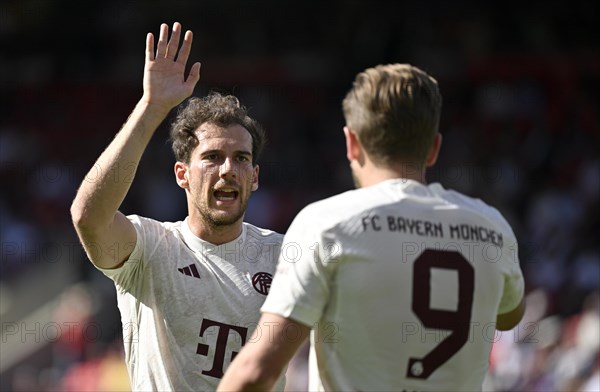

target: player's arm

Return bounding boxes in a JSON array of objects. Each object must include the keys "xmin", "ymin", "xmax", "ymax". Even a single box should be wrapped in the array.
[
  {"xmin": 70, "ymin": 22, "xmax": 201, "ymax": 269},
  {"xmin": 496, "ymin": 297, "xmax": 525, "ymax": 331},
  {"xmin": 218, "ymin": 312, "xmax": 310, "ymax": 392}
]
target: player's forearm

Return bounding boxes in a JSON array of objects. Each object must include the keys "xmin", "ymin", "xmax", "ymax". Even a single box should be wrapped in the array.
[
  {"xmin": 71, "ymin": 99, "xmax": 170, "ymax": 230},
  {"xmin": 217, "ymin": 379, "xmax": 276, "ymax": 392},
  {"xmin": 218, "ymin": 342, "xmax": 279, "ymax": 391},
  {"xmin": 218, "ymin": 363, "xmax": 278, "ymax": 392}
]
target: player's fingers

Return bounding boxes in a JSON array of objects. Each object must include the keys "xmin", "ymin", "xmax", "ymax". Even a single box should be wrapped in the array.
[
  {"xmin": 165, "ymin": 22, "xmax": 181, "ymax": 60},
  {"xmin": 155, "ymin": 23, "xmax": 169, "ymax": 58},
  {"xmin": 176, "ymin": 30, "xmax": 193, "ymax": 66},
  {"xmin": 146, "ymin": 33, "xmax": 155, "ymax": 61},
  {"xmin": 185, "ymin": 62, "xmax": 202, "ymax": 86}
]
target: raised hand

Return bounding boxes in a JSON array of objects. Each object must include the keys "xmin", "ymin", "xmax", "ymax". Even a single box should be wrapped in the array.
[{"xmin": 142, "ymin": 22, "xmax": 201, "ymax": 112}]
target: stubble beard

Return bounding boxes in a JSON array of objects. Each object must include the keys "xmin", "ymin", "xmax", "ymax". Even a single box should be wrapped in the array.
[
  {"xmin": 194, "ymin": 186, "xmax": 251, "ymax": 229},
  {"xmin": 199, "ymin": 199, "xmax": 248, "ymax": 228}
]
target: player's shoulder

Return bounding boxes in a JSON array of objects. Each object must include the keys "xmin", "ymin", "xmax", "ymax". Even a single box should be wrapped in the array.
[
  {"xmin": 126, "ymin": 214, "xmax": 187, "ymax": 237},
  {"xmin": 127, "ymin": 214, "xmax": 181, "ymax": 227},
  {"xmin": 300, "ymin": 188, "xmax": 360, "ymax": 215},
  {"xmin": 243, "ymin": 222, "xmax": 284, "ymax": 244},
  {"xmin": 430, "ymin": 183, "xmax": 514, "ymax": 233},
  {"xmin": 293, "ymin": 184, "xmax": 388, "ymax": 229},
  {"xmin": 301, "ymin": 178, "xmax": 424, "ymax": 212}
]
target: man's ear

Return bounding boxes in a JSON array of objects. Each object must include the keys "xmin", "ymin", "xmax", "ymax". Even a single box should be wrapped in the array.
[
  {"xmin": 344, "ymin": 126, "xmax": 364, "ymax": 164},
  {"xmin": 174, "ymin": 161, "xmax": 189, "ymax": 189},
  {"xmin": 251, "ymin": 164, "xmax": 259, "ymax": 192},
  {"xmin": 425, "ymin": 133, "xmax": 443, "ymax": 168}
]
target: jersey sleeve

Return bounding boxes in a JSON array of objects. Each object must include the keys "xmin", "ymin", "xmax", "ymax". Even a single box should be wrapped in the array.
[
  {"xmin": 497, "ymin": 229, "xmax": 525, "ymax": 314},
  {"xmin": 261, "ymin": 206, "xmax": 339, "ymax": 327},
  {"xmin": 94, "ymin": 214, "xmax": 153, "ymax": 291}
]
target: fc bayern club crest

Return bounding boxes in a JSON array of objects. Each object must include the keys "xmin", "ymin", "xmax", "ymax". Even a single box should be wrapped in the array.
[{"xmin": 252, "ymin": 272, "xmax": 273, "ymax": 295}]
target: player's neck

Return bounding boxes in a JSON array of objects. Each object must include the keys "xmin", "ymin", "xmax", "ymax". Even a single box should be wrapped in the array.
[
  {"xmin": 358, "ymin": 162, "xmax": 426, "ymax": 187},
  {"xmin": 187, "ymin": 216, "xmax": 244, "ymax": 245}
]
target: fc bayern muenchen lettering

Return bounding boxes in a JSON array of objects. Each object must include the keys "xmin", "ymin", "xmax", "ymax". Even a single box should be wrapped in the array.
[
  {"xmin": 449, "ymin": 224, "xmax": 503, "ymax": 247},
  {"xmin": 360, "ymin": 214, "xmax": 503, "ymax": 247}
]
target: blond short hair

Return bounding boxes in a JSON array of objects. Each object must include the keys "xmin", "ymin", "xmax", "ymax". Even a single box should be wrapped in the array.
[{"xmin": 342, "ymin": 64, "xmax": 442, "ymax": 167}]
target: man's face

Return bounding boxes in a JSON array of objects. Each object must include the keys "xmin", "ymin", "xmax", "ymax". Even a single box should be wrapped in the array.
[{"xmin": 183, "ymin": 123, "xmax": 258, "ymax": 228}]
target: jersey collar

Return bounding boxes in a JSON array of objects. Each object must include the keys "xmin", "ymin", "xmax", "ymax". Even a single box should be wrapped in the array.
[{"xmin": 180, "ymin": 218, "xmax": 247, "ymax": 255}]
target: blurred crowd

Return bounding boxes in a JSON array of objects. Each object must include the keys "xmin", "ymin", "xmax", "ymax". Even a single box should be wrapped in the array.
[{"xmin": 1, "ymin": 0, "xmax": 598, "ymax": 390}]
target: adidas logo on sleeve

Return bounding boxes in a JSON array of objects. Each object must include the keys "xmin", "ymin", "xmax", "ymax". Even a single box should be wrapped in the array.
[{"xmin": 178, "ymin": 264, "xmax": 200, "ymax": 279}]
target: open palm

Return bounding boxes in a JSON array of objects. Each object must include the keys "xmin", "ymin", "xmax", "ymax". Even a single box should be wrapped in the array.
[{"xmin": 143, "ymin": 22, "xmax": 201, "ymax": 111}]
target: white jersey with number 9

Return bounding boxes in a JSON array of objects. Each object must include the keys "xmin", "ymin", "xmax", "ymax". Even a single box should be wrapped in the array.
[{"xmin": 262, "ymin": 179, "xmax": 524, "ymax": 391}]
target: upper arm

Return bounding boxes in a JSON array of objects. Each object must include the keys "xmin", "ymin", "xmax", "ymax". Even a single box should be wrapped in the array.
[
  {"xmin": 73, "ymin": 211, "xmax": 137, "ymax": 269},
  {"xmin": 218, "ymin": 313, "xmax": 310, "ymax": 391},
  {"xmin": 494, "ymin": 226, "xmax": 525, "ymax": 331},
  {"xmin": 250, "ymin": 313, "xmax": 310, "ymax": 373},
  {"xmin": 496, "ymin": 297, "xmax": 525, "ymax": 331}
]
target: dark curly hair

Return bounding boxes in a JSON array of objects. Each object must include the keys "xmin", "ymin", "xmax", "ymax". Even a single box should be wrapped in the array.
[{"xmin": 170, "ymin": 92, "xmax": 266, "ymax": 165}]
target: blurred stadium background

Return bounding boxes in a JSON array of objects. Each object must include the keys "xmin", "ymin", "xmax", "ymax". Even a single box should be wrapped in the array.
[{"xmin": 1, "ymin": 0, "xmax": 598, "ymax": 390}]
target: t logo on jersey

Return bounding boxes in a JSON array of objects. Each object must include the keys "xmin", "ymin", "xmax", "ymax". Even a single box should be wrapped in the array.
[
  {"xmin": 252, "ymin": 272, "xmax": 272, "ymax": 295},
  {"xmin": 196, "ymin": 318, "xmax": 249, "ymax": 379}
]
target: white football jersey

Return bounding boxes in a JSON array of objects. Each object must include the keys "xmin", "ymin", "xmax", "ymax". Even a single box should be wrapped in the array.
[
  {"xmin": 97, "ymin": 215, "xmax": 285, "ymax": 391},
  {"xmin": 262, "ymin": 179, "xmax": 524, "ymax": 392}
]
